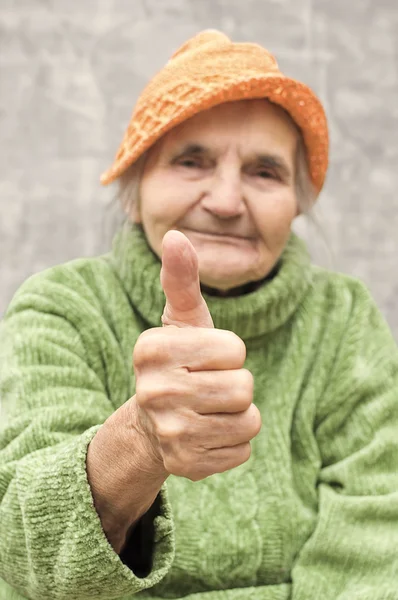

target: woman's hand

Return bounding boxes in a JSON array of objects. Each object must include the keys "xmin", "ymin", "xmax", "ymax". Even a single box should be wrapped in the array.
[
  {"xmin": 87, "ymin": 230, "xmax": 261, "ymax": 553},
  {"xmin": 133, "ymin": 230, "xmax": 262, "ymax": 482}
]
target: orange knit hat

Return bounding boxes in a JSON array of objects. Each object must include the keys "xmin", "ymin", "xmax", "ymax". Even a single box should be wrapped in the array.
[{"xmin": 100, "ymin": 30, "xmax": 329, "ymax": 193}]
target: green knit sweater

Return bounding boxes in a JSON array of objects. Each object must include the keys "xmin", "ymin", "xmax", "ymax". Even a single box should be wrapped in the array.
[{"xmin": 1, "ymin": 224, "xmax": 398, "ymax": 600}]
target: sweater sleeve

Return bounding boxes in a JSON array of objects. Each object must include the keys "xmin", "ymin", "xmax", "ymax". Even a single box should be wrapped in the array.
[
  {"xmin": 291, "ymin": 280, "xmax": 398, "ymax": 599},
  {"xmin": 0, "ymin": 267, "xmax": 174, "ymax": 600}
]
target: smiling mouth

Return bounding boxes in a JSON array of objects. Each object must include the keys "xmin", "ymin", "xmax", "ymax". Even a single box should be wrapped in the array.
[{"xmin": 183, "ymin": 228, "xmax": 253, "ymax": 241}]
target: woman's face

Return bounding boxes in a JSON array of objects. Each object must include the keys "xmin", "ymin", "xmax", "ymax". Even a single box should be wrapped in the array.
[{"xmin": 136, "ymin": 99, "xmax": 299, "ymax": 291}]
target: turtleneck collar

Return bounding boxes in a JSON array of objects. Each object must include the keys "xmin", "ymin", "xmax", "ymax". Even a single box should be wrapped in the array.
[{"xmin": 110, "ymin": 224, "xmax": 313, "ymax": 341}]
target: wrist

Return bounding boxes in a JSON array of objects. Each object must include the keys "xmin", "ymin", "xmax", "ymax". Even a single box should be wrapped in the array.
[
  {"xmin": 121, "ymin": 396, "xmax": 165, "ymax": 479},
  {"xmin": 86, "ymin": 397, "xmax": 167, "ymax": 552}
]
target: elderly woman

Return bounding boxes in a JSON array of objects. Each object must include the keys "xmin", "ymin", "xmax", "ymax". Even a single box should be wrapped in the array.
[{"xmin": 1, "ymin": 30, "xmax": 398, "ymax": 600}]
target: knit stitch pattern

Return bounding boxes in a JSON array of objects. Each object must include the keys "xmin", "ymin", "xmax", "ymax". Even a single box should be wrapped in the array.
[
  {"xmin": 100, "ymin": 30, "xmax": 328, "ymax": 193},
  {"xmin": 1, "ymin": 224, "xmax": 398, "ymax": 599}
]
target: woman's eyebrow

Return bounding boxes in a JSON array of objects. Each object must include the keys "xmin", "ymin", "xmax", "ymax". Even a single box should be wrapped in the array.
[
  {"xmin": 170, "ymin": 145, "xmax": 292, "ymax": 178},
  {"xmin": 171, "ymin": 143, "xmax": 211, "ymax": 158}
]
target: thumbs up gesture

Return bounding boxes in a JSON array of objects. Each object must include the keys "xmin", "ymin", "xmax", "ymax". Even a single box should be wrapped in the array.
[{"xmin": 133, "ymin": 230, "xmax": 261, "ymax": 481}]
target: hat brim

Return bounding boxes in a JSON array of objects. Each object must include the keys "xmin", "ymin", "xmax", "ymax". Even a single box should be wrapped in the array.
[{"xmin": 100, "ymin": 74, "xmax": 328, "ymax": 193}]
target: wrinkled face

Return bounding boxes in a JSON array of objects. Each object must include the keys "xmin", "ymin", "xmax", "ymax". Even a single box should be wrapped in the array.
[{"xmin": 135, "ymin": 99, "xmax": 299, "ymax": 292}]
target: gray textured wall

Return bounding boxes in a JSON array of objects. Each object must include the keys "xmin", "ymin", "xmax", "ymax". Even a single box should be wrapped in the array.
[{"xmin": 1, "ymin": 1, "xmax": 397, "ymax": 334}]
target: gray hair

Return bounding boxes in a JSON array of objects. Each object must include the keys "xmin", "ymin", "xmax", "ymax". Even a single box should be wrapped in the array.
[{"xmin": 117, "ymin": 152, "xmax": 148, "ymax": 219}]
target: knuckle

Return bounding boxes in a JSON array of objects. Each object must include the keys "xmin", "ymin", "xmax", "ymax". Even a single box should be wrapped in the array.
[
  {"xmin": 138, "ymin": 378, "xmax": 187, "ymax": 410},
  {"xmin": 229, "ymin": 369, "xmax": 253, "ymax": 411},
  {"xmin": 137, "ymin": 381, "xmax": 177, "ymax": 412},
  {"xmin": 156, "ymin": 419, "xmax": 184, "ymax": 443},
  {"xmin": 156, "ymin": 415, "xmax": 200, "ymax": 450},
  {"xmin": 247, "ymin": 404, "xmax": 262, "ymax": 437},
  {"xmin": 135, "ymin": 379, "xmax": 156, "ymax": 407},
  {"xmin": 133, "ymin": 328, "xmax": 177, "ymax": 370},
  {"xmin": 241, "ymin": 368, "xmax": 254, "ymax": 391},
  {"xmin": 240, "ymin": 442, "xmax": 252, "ymax": 463},
  {"xmin": 133, "ymin": 330, "xmax": 159, "ymax": 368},
  {"xmin": 238, "ymin": 369, "xmax": 254, "ymax": 403},
  {"xmin": 224, "ymin": 331, "xmax": 247, "ymax": 364}
]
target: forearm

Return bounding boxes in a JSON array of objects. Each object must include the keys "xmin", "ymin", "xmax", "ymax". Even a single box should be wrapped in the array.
[
  {"xmin": 86, "ymin": 396, "xmax": 168, "ymax": 553},
  {"xmin": 0, "ymin": 284, "xmax": 175, "ymax": 598},
  {"xmin": 0, "ymin": 423, "xmax": 174, "ymax": 599}
]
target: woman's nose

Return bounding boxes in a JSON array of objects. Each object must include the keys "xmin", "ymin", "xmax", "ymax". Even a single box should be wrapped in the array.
[{"xmin": 201, "ymin": 171, "xmax": 245, "ymax": 219}]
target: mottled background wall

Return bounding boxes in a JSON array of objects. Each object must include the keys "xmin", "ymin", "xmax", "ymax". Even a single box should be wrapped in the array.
[{"xmin": 1, "ymin": 1, "xmax": 397, "ymax": 334}]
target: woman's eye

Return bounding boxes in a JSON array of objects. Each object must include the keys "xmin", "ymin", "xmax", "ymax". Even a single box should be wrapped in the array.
[
  {"xmin": 178, "ymin": 158, "xmax": 202, "ymax": 168},
  {"xmin": 256, "ymin": 170, "xmax": 274, "ymax": 179}
]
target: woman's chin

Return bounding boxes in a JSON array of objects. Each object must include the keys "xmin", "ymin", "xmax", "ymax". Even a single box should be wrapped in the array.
[
  {"xmin": 194, "ymin": 245, "xmax": 269, "ymax": 292},
  {"xmin": 197, "ymin": 254, "xmax": 273, "ymax": 294},
  {"xmin": 198, "ymin": 265, "xmax": 256, "ymax": 292}
]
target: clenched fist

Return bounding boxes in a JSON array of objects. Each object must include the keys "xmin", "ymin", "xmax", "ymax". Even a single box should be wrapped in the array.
[{"xmin": 133, "ymin": 230, "xmax": 262, "ymax": 482}]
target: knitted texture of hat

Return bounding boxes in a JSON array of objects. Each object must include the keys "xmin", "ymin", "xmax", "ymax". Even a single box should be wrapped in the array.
[{"xmin": 100, "ymin": 30, "xmax": 328, "ymax": 192}]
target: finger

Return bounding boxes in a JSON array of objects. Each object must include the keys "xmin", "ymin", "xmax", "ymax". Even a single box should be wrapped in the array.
[
  {"xmin": 135, "ymin": 367, "xmax": 253, "ymax": 413},
  {"xmin": 146, "ymin": 403, "xmax": 261, "ymax": 451},
  {"xmin": 197, "ymin": 404, "xmax": 262, "ymax": 448},
  {"xmin": 134, "ymin": 327, "xmax": 246, "ymax": 371},
  {"xmin": 166, "ymin": 443, "xmax": 252, "ymax": 480},
  {"xmin": 189, "ymin": 368, "xmax": 254, "ymax": 414},
  {"xmin": 205, "ymin": 442, "xmax": 252, "ymax": 473},
  {"xmin": 160, "ymin": 229, "xmax": 214, "ymax": 328}
]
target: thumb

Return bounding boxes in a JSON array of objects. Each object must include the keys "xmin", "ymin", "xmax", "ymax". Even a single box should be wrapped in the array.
[{"xmin": 160, "ymin": 230, "xmax": 214, "ymax": 328}]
